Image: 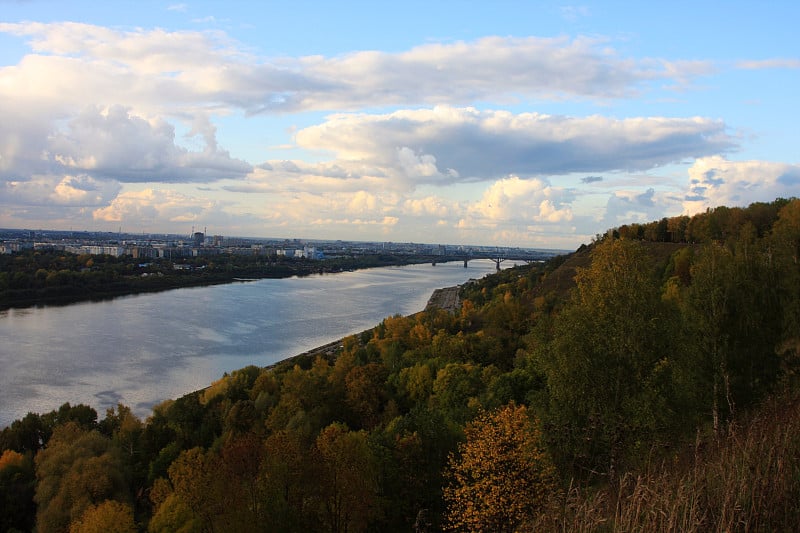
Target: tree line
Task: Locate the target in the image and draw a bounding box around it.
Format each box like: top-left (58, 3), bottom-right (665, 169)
top-left (1, 197), bottom-right (799, 531)
top-left (0, 250), bottom-right (443, 310)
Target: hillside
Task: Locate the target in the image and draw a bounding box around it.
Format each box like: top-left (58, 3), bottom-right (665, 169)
top-left (1, 197), bottom-right (798, 532)
top-left (532, 240), bottom-right (689, 302)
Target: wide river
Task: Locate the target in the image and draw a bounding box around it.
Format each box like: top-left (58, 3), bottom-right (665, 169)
top-left (0, 259), bottom-right (515, 427)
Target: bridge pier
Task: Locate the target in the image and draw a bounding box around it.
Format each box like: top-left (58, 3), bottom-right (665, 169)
top-left (464, 259), bottom-right (468, 268)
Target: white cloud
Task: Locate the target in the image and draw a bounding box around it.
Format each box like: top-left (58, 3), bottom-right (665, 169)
top-left (683, 156), bottom-right (800, 214)
top-left (560, 5), bottom-right (591, 21)
top-left (736, 59), bottom-right (800, 70)
top-left (92, 188), bottom-right (220, 225)
top-left (0, 20), bottom-right (788, 249)
top-left (1, 104), bottom-right (252, 185)
top-left (0, 23), bottom-right (712, 116)
top-left (295, 106), bottom-right (736, 184)
top-left (1, 173), bottom-right (121, 207)
top-left (599, 187), bottom-right (674, 229)
top-left (51, 175), bottom-right (122, 206)
top-left (459, 176), bottom-right (574, 228)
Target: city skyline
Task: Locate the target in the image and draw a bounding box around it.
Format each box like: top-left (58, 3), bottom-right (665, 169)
top-left (1, 1), bottom-right (798, 249)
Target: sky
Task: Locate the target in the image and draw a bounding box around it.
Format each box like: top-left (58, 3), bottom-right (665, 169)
top-left (0, 1), bottom-right (798, 250)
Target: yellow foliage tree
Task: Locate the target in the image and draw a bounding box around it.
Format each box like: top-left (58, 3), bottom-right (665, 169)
top-left (69, 500), bottom-right (136, 533)
top-left (443, 403), bottom-right (556, 532)
top-left (0, 449), bottom-right (25, 470)
top-left (314, 423), bottom-right (380, 533)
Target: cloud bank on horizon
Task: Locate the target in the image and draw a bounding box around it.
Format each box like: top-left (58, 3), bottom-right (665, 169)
top-left (0, 2), bottom-right (798, 249)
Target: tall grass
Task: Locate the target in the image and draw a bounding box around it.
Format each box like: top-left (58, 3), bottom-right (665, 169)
top-left (533, 392), bottom-right (800, 532)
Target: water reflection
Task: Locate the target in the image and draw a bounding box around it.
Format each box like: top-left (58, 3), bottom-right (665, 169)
top-left (0, 260), bottom-right (514, 426)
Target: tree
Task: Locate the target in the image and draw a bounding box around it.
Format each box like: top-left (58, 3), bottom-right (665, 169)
top-left (165, 447), bottom-right (228, 532)
top-left (147, 477), bottom-right (202, 533)
top-left (34, 423), bottom-right (130, 533)
top-left (0, 449), bottom-right (36, 532)
top-left (69, 500), bottom-right (137, 533)
top-left (684, 234), bottom-right (784, 434)
top-left (313, 423), bottom-right (380, 533)
top-left (536, 238), bottom-right (680, 477)
top-left (344, 362), bottom-right (390, 429)
top-left (261, 428), bottom-right (313, 532)
top-left (443, 404), bottom-right (556, 532)
top-left (771, 199), bottom-right (800, 345)
top-left (431, 363), bottom-right (483, 424)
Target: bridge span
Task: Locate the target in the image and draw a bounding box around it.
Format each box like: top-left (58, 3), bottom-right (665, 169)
top-left (431, 248), bottom-right (560, 270)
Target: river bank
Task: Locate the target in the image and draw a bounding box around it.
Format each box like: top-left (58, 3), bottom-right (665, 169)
top-left (268, 284), bottom-right (464, 371)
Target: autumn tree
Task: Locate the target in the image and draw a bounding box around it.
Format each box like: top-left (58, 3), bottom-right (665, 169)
top-left (261, 428), bottom-right (314, 531)
top-left (312, 423), bottom-right (380, 533)
top-left (344, 362), bottom-right (390, 429)
top-left (34, 422), bottom-right (131, 533)
top-left (147, 477), bottom-right (201, 533)
top-left (0, 448), bottom-right (36, 532)
top-left (443, 403), bottom-right (556, 532)
top-left (162, 447), bottom-right (228, 532)
top-left (68, 500), bottom-right (137, 533)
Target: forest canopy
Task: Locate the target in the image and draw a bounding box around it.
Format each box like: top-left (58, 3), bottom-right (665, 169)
top-left (2, 197), bottom-right (800, 532)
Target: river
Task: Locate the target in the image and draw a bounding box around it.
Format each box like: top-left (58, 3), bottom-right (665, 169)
top-left (0, 259), bottom-right (517, 427)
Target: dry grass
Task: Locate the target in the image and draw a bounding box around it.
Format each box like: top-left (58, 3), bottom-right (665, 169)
top-left (532, 392), bottom-right (800, 532)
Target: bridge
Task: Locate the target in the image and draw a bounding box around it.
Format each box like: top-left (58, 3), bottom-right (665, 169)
top-left (431, 247), bottom-right (561, 270)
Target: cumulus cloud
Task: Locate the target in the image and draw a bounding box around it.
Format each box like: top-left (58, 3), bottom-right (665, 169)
top-left (460, 176), bottom-right (574, 228)
top-left (0, 103), bottom-right (251, 192)
top-left (295, 106), bottom-right (736, 184)
top-left (48, 105), bottom-right (252, 183)
top-left (0, 20), bottom-right (784, 249)
top-left (1, 173), bottom-right (121, 207)
top-left (92, 188), bottom-right (221, 225)
top-left (683, 156), bottom-right (800, 214)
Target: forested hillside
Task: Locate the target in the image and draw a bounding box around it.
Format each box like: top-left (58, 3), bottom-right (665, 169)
top-left (2, 198), bottom-right (799, 532)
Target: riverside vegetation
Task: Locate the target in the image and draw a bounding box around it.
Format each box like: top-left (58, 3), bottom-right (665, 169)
top-left (1, 197), bottom-right (799, 532)
top-left (0, 251), bottom-right (447, 310)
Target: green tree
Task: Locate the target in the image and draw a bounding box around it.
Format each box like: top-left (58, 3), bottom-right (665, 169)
top-left (771, 199), bottom-right (800, 345)
top-left (431, 363), bottom-right (483, 424)
top-left (536, 238), bottom-right (680, 477)
top-left (683, 234), bottom-right (784, 434)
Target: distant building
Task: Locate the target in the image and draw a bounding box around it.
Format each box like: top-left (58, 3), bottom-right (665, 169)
top-left (193, 232), bottom-right (205, 247)
top-left (64, 245), bottom-right (126, 257)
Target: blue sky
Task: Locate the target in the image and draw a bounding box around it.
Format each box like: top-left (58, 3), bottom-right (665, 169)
top-left (0, 1), bottom-right (798, 249)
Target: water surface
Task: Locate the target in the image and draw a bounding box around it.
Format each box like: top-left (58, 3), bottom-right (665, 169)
top-left (0, 260), bottom-right (511, 426)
